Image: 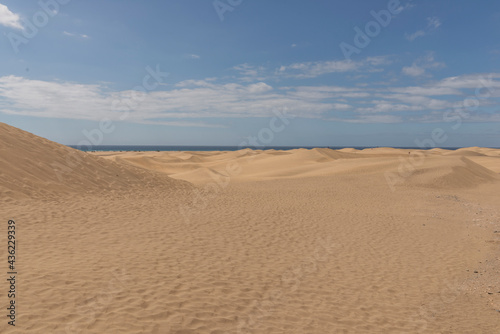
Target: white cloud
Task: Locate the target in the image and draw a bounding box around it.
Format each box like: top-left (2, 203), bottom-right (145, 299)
top-left (232, 63), bottom-right (267, 82)
top-left (390, 86), bottom-right (461, 96)
top-left (275, 56), bottom-right (393, 79)
top-left (399, 1), bottom-right (416, 13)
top-left (329, 114), bottom-right (402, 123)
top-left (0, 4), bottom-right (23, 30)
top-left (332, 103), bottom-right (352, 110)
top-left (246, 82), bottom-right (273, 93)
top-left (405, 16), bottom-right (441, 41)
top-left (357, 102), bottom-right (422, 113)
top-left (365, 56), bottom-right (393, 66)
top-left (402, 52), bottom-right (445, 77)
top-left (427, 17), bottom-right (441, 29)
top-left (0, 76), bottom-right (332, 125)
top-left (383, 94), bottom-right (453, 110)
top-left (185, 54), bottom-right (201, 59)
top-left (286, 86), bottom-right (370, 99)
top-left (63, 31), bottom-right (90, 39)
top-left (175, 79), bottom-right (217, 88)
top-left (405, 30), bottom-right (425, 42)
top-left (346, 115), bottom-right (402, 123)
top-left (436, 73), bottom-right (500, 92)
top-left (402, 64), bottom-right (426, 77)
top-left (355, 72), bottom-right (500, 117)
top-left (1, 72), bottom-right (499, 126)
top-left (231, 56), bottom-right (393, 82)
top-left (278, 60), bottom-right (360, 78)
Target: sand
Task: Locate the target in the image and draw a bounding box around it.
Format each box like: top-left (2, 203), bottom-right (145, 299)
top-left (1, 122), bottom-right (499, 333)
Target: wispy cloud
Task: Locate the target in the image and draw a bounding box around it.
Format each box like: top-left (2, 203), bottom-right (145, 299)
top-left (232, 56), bottom-right (394, 81)
top-left (232, 63), bottom-right (268, 82)
top-left (185, 54), bottom-right (201, 59)
top-left (405, 30), bottom-right (425, 42)
top-left (402, 64), bottom-right (426, 77)
top-left (0, 4), bottom-right (23, 30)
top-left (277, 60), bottom-right (360, 78)
top-left (0, 76), bottom-right (330, 125)
top-left (63, 31), bottom-right (90, 39)
top-left (402, 52), bottom-right (445, 77)
top-left (331, 114), bottom-right (403, 124)
top-left (1, 72), bottom-right (499, 125)
top-left (278, 56), bottom-right (393, 79)
top-left (405, 16), bottom-right (441, 41)
top-left (427, 17), bottom-right (441, 29)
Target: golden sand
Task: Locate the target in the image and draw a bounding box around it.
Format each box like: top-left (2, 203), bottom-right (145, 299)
top-left (1, 122), bottom-right (499, 333)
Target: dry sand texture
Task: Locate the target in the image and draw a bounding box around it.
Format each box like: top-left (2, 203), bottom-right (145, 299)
top-left (1, 122), bottom-right (499, 333)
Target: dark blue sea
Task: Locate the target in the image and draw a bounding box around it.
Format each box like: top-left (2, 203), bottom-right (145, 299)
top-left (69, 145), bottom-right (465, 152)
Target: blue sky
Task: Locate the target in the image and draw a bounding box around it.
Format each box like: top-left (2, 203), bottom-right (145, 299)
top-left (0, 0), bottom-right (499, 147)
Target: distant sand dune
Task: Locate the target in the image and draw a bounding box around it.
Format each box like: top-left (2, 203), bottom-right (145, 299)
top-left (94, 146), bottom-right (500, 185)
top-left (401, 156), bottom-right (499, 189)
top-left (466, 156), bottom-right (500, 173)
top-left (446, 150), bottom-right (487, 156)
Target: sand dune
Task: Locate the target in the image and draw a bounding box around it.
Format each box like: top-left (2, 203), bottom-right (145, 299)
top-left (466, 156), bottom-right (500, 173)
top-left (0, 123), bottom-right (191, 201)
top-left (94, 146), bottom-right (500, 185)
top-left (1, 124), bottom-right (499, 333)
top-left (400, 156), bottom-right (499, 189)
top-left (446, 149), bottom-right (487, 157)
